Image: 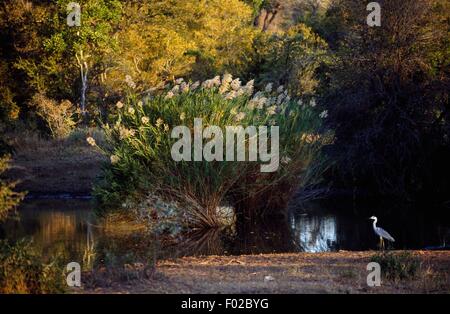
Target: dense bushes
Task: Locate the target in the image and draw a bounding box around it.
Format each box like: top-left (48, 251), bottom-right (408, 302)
top-left (371, 252), bottom-right (421, 280)
top-left (321, 0), bottom-right (450, 202)
top-left (30, 93), bottom-right (78, 139)
top-left (0, 155), bottom-right (25, 221)
top-left (0, 0), bottom-right (448, 207)
top-left (114, 0), bottom-right (256, 85)
top-left (0, 239), bottom-right (65, 293)
top-left (0, 0), bottom-right (257, 129)
top-left (255, 23), bottom-right (330, 96)
top-left (92, 75), bottom-right (330, 226)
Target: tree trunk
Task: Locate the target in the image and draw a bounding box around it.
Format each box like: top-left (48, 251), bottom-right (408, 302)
top-left (76, 50), bottom-right (89, 117)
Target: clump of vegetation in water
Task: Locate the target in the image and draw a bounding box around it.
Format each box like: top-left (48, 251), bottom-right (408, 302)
top-left (0, 239), bottom-right (65, 293)
top-left (370, 251), bottom-right (421, 281)
top-left (0, 155), bottom-right (25, 221)
top-left (91, 74), bottom-right (331, 228)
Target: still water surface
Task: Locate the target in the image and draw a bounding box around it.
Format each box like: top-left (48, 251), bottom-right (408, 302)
top-left (0, 198), bottom-right (449, 265)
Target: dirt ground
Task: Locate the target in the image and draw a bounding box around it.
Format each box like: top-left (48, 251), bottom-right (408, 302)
top-left (79, 251), bottom-right (450, 294)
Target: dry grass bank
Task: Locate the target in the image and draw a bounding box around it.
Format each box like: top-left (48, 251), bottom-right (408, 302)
top-left (79, 251), bottom-right (450, 294)
top-left (4, 129), bottom-right (106, 196)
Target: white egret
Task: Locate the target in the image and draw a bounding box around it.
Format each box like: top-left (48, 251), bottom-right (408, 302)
top-left (369, 216), bottom-right (395, 250)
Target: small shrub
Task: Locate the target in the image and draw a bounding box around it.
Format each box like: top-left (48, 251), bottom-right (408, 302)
top-left (0, 239), bottom-right (65, 293)
top-left (30, 93), bottom-right (78, 139)
top-left (0, 155), bottom-right (25, 221)
top-left (370, 251), bottom-right (421, 281)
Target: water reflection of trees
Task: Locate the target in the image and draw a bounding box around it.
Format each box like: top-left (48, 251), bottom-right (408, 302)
top-left (3, 199), bottom-right (449, 265)
top-left (167, 228), bottom-right (228, 257)
top-left (233, 218), bottom-right (298, 254)
top-left (0, 200), bottom-right (95, 264)
top-left (167, 216), bottom-right (298, 257)
top-left (291, 215), bottom-right (338, 252)
top-left (83, 222), bottom-right (96, 270)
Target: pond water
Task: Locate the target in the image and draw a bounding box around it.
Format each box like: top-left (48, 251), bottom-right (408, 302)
top-left (0, 198), bottom-right (449, 267)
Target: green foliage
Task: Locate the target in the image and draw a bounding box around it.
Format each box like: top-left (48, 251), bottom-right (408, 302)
top-left (0, 155), bottom-right (25, 221)
top-left (255, 24), bottom-right (329, 96)
top-left (371, 252), bottom-right (421, 280)
top-left (0, 0), bottom-right (258, 131)
top-left (93, 75), bottom-right (330, 226)
top-left (244, 0), bottom-right (267, 16)
top-left (0, 61), bottom-right (20, 123)
top-left (0, 0), bottom-right (122, 122)
top-left (0, 239), bottom-right (65, 293)
top-left (322, 0), bottom-right (450, 201)
top-left (1, 0), bottom-right (447, 205)
top-left (107, 0), bottom-right (256, 89)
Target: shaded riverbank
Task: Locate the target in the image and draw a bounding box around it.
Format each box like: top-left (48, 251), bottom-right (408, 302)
top-left (2, 199), bottom-right (449, 261)
top-left (4, 131), bottom-right (105, 197)
top-left (78, 251), bottom-right (450, 294)
top-left (3, 137), bottom-right (450, 295)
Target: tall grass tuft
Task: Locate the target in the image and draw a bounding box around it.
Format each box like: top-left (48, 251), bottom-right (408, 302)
top-left (93, 75), bottom-right (332, 228)
top-left (0, 239), bottom-right (65, 293)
